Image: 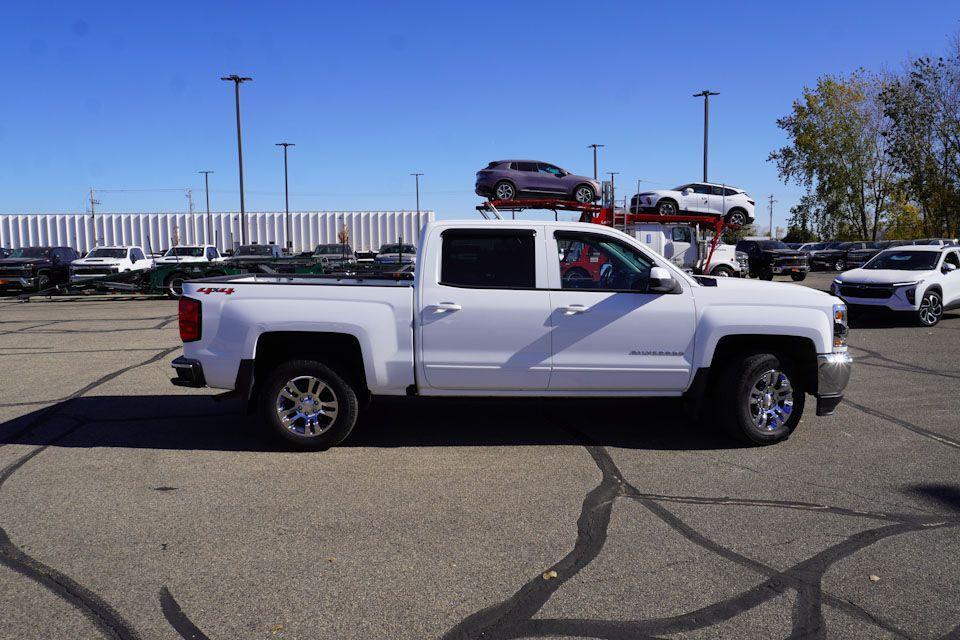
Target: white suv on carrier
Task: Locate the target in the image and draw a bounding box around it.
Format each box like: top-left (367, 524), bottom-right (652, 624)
top-left (630, 182), bottom-right (755, 226)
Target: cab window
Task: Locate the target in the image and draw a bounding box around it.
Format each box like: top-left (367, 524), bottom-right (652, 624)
top-left (441, 230), bottom-right (536, 289)
top-left (538, 164), bottom-right (563, 177)
top-left (671, 227), bottom-right (692, 243)
top-left (692, 184), bottom-right (712, 195)
top-left (516, 162), bottom-right (538, 172)
top-left (945, 251), bottom-right (960, 269)
top-left (556, 231), bottom-right (654, 291)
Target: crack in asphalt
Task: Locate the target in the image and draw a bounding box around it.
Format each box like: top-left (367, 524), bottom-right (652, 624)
top-left (0, 345), bottom-right (180, 639)
top-left (851, 345), bottom-right (960, 379)
top-left (843, 399), bottom-right (960, 450)
top-left (438, 429), bottom-right (958, 640)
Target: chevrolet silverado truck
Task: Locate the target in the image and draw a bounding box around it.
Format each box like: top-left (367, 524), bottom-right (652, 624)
top-left (171, 220), bottom-right (852, 449)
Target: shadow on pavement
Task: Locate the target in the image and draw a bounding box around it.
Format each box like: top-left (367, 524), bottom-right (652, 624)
top-left (0, 394), bottom-right (739, 452)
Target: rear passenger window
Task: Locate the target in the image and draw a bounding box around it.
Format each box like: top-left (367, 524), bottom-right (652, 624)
top-left (516, 162), bottom-right (538, 172)
top-left (441, 231), bottom-right (536, 289)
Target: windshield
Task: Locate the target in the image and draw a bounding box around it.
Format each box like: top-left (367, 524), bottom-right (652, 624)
top-left (8, 247), bottom-right (50, 258)
top-left (757, 241), bottom-right (789, 250)
top-left (87, 248), bottom-right (127, 258)
top-left (313, 244), bottom-right (352, 255)
top-left (237, 245), bottom-right (274, 256)
top-left (803, 243), bottom-right (825, 250)
top-left (379, 244), bottom-right (416, 254)
top-left (863, 250), bottom-right (940, 271)
top-left (164, 247), bottom-right (203, 257)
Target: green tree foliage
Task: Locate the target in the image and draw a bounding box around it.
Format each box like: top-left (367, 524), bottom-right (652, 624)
top-left (770, 71), bottom-right (894, 241)
top-left (881, 45), bottom-right (960, 237)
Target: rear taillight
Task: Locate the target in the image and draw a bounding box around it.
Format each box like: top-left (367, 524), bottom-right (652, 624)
top-left (178, 297), bottom-right (201, 342)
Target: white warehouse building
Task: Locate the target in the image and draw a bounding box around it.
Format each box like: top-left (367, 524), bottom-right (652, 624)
top-left (0, 211), bottom-right (435, 254)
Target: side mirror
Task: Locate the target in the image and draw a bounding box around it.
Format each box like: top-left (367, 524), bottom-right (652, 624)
top-left (648, 266), bottom-right (681, 294)
top-left (944, 263), bottom-right (958, 273)
top-left (682, 188), bottom-right (693, 196)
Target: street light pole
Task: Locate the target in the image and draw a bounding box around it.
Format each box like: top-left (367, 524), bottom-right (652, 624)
top-left (692, 90), bottom-right (719, 182)
top-left (607, 171), bottom-right (619, 207)
top-left (275, 143), bottom-right (295, 251)
top-left (199, 171), bottom-right (213, 245)
top-left (587, 144), bottom-right (604, 180)
top-left (410, 173), bottom-right (423, 214)
top-left (221, 74), bottom-right (252, 246)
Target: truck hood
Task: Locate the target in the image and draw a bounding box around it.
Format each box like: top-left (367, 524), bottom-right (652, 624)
top-left (701, 276), bottom-right (834, 304)
top-left (836, 268), bottom-right (935, 284)
top-left (156, 256), bottom-right (206, 263)
top-left (761, 249), bottom-right (806, 258)
top-left (73, 258), bottom-right (123, 266)
top-left (0, 258), bottom-right (50, 267)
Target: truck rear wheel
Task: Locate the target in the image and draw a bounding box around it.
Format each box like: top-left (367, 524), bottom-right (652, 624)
top-left (717, 353), bottom-right (805, 446)
top-left (259, 359), bottom-right (359, 450)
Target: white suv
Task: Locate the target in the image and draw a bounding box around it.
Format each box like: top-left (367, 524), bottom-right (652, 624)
top-left (70, 246), bottom-right (153, 282)
top-left (630, 182), bottom-right (755, 226)
top-left (831, 245), bottom-right (960, 326)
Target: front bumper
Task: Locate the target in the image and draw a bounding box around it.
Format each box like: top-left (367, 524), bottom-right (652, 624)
top-left (170, 356), bottom-right (206, 387)
top-left (815, 352), bottom-right (852, 416)
top-left (0, 276), bottom-right (36, 290)
top-left (771, 264), bottom-right (809, 274)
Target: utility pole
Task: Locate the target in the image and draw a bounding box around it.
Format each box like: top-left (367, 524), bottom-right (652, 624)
top-left (768, 195), bottom-right (777, 239)
top-left (221, 74), bottom-right (252, 245)
top-left (607, 171), bottom-right (619, 207)
top-left (587, 144), bottom-right (604, 179)
top-left (275, 142), bottom-right (295, 251)
top-left (186, 188), bottom-right (194, 214)
top-left (199, 171), bottom-right (213, 245)
top-left (635, 179), bottom-right (642, 213)
top-left (692, 90), bottom-right (719, 182)
top-left (88, 188), bottom-right (100, 248)
top-left (410, 173), bottom-right (423, 214)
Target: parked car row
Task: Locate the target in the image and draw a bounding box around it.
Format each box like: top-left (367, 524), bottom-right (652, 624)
top-left (0, 241), bottom-right (420, 293)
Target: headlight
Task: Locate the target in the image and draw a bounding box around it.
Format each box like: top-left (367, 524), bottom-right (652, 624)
top-left (736, 251), bottom-right (748, 261)
top-left (890, 281), bottom-right (919, 287)
top-left (833, 303), bottom-right (848, 350)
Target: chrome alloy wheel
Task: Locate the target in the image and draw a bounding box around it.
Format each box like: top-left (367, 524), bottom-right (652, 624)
top-left (658, 200), bottom-right (677, 215)
top-left (748, 369), bottom-right (794, 431)
top-left (495, 182), bottom-right (515, 200)
top-left (919, 292), bottom-right (943, 326)
top-left (728, 211), bottom-right (747, 226)
top-left (275, 375), bottom-right (339, 437)
top-left (574, 186), bottom-right (594, 203)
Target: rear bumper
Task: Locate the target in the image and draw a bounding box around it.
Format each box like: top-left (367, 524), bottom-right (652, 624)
top-left (170, 356), bottom-right (206, 387)
top-left (815, 352), bottom-right (852, 416)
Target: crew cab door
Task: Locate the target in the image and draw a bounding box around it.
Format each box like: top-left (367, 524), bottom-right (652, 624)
top-left (417, 227), bottom-right (552, 391)
top-left (547, 229), bottom-right (696, 391)
top-left (684, 184), bottom-right (712, 213)
top-left (942, 249), bottom-right (960, 305)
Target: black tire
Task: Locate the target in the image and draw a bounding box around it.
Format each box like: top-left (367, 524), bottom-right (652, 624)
top-left (710, 265), bottom-right (735, 278)
top-left (572, 184), bottom-right (596, 204)
top-left (656, 199), bottom-right (679, 216)
top-left (493, 181), bottom-right (517, 201)
top-left (34, 273), bottom-right (52, 292)
top-left (717, 352), bottom-right (805, 445)
top-left (916, 290), bottom-right (943, 327)
top-left (759, 268), bottom-right (774, 281)
top-left (164, 272), bottom-right (187, 299)
top-left (790, 272), bottom-right (807, 281)
top-left (259, 359), bottom-right (359, 449)
top-left (725, 209), bottom-right (748, 227)
top-left (834, 259), bottom-right (845, 271)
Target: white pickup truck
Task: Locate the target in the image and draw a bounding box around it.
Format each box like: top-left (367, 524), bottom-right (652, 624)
top-left (171, 220), bottom-right (852, 449)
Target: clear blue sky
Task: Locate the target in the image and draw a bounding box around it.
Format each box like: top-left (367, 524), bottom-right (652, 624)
top-left (1, 1), bottom-right (957, 231)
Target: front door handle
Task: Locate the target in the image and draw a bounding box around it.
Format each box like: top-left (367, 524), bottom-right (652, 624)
top-left (560, 304), bottom-right (588, 315)
top-left (434, 302), bottom-right (462, 312)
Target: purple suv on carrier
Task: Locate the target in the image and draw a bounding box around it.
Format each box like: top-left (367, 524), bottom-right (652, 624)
top-left (475, 160), bottom-right (600, 203)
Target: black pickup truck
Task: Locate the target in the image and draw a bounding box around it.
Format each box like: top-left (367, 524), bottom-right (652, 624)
top-left (735, 239), bottom-right (810, 281)
top-left (0, 246), bottom-right (79, 292)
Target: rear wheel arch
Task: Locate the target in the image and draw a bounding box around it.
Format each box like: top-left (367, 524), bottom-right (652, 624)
top-left (251, 331), bottom-right (370, 408)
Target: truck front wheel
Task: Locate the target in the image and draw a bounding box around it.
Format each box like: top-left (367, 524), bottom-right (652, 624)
top-left (717, 353), bottom-right (805, 446)
top-left (259, 359), bottom-right (359, 449)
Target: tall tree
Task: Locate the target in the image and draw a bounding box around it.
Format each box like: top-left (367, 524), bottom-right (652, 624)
top-left (770, 71), bottom-right (895, 240)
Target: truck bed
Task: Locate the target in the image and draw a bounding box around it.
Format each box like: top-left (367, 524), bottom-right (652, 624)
top-left (192, 272), bottom-right (415, 287)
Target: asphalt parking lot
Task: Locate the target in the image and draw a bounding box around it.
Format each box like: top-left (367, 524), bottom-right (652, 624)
top-left (1, 271), bottom-right (958, 640)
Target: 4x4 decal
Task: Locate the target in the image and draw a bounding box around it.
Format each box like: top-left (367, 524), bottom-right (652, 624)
top-left (195, 287), bottom-right (235, 295)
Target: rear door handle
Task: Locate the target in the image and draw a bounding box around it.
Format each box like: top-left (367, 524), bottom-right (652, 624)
top-left (560, 304), bottom-right (588, 315)
top-left (434, 302), bottom-right (462, 312)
